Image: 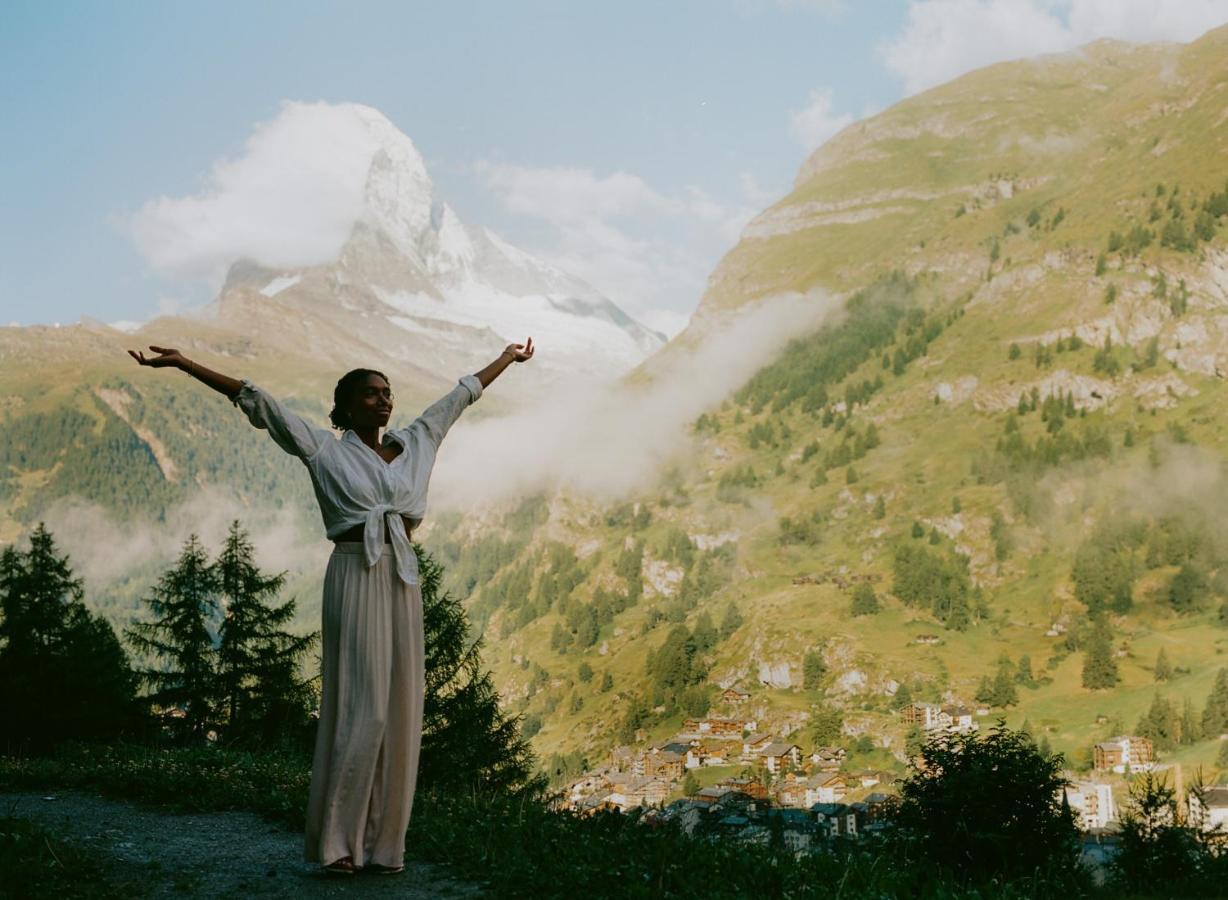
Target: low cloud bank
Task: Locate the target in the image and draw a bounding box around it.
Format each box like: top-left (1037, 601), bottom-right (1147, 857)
top-left (37, 488), bottom-right (328, 589)
top-left (431, 290), bottom-right (842, 507)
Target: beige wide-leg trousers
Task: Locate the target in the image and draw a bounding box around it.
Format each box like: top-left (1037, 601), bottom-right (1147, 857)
top-left (304, 542), bottom-right (425, 868)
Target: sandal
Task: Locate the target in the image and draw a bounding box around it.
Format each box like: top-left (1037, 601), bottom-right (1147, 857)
top-left (323, 856), bottom-right (356, 875)
top-left (363, 863), bottom-right (405, 875)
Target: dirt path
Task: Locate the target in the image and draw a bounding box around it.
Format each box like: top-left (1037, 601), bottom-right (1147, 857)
top-left (2, 791), bottom-right (485, 898)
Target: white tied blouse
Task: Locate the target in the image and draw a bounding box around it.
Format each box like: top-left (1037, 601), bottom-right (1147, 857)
top-left (232, 374), bottom-right (483, 586)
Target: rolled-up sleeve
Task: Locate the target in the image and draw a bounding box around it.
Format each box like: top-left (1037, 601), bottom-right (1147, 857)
top-left (410, 374), bottom-right (483, 448)
top-left (232, 380), bottom-right (329, 460)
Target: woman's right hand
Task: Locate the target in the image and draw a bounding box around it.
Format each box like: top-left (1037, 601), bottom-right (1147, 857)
top-left (128, 345), bottom-right (187, 369)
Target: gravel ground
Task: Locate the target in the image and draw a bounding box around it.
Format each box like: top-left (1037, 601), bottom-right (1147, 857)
top-left (1, 791), bottom-right (485, 899)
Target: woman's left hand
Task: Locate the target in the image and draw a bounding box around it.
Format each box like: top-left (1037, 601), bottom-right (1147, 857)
top-left (504, 337), bottom-right (534, 363)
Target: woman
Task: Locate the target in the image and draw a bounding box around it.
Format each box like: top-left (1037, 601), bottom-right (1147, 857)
top-left (128, 339), bottom-right (534, 874)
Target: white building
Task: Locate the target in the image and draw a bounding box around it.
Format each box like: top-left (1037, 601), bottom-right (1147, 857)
top-left (1062, 781), bottom-right (1116, 831)
top-left (1190, 786), bottom-right (1228, 833)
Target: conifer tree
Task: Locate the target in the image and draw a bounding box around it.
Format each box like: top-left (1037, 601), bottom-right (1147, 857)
top-left (214, 521), bottom-right (317, 747)
top-left (802, 648), bottom-right (827, 690)
top-left (1082, 617), bottom-right (1119, 690)
top-left (0, 525), bottom-right (141, 751)
top-left (947, 592), bottom-right (972, 631)
top-left (692, 610), bottom-right (718, 653)
top-left (810, 705), bottom-right (843, 745)
top-left (991, 655), bottom-right (1018, 707)
top-left (872, 495), bottom-right (886, 519)
top-left (1154, 648), bottom-right (1173, 682)
top-left (850, 582), bottom-right (880, 616)
top-left (1179, 697), bottom-right (1201, 746)
top-left (417, 547), bottom-right (544, 794)
top-left (718, 601), bottom-right (742, 638)
top-left (1202, 668), bottom-right (1228, 738)
top-left (1015, 655), bottom-right (1035, 687)
top-left (127, 534), bottom-right (220, 742)
top-left (1136, 694), bottom-right (1179, 751)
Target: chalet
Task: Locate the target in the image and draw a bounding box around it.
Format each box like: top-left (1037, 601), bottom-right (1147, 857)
top-left (608, 746), bottom-right (633, 769)
top-left (606, 772), bottom-right (634, 794)
top-left (685, 742), bottom-right (730, 769)
top-left (721, 687), bottom-right (750, 705)
top-left (900, 702), bottom-right (947, 731)
top-left (775, 780), bottom-right (810, 808)
top-left (682, 716), bottom-right (746, 739)
top-left (810, 802), bottom-right (860, 838)
top-left (644, 750), bottom-right (686, 781)
top-left (716, 776), bottom-right (769, 800)
top-left (767, 809), bottom-right (816, 852)
top-left (782, 826), bottom-right (816, 853)
top-left (853, 770), bottom-right (885, 789)
top-left (665, 800), bottom-right (709, 836)
top-left (576, 793), bottom-right (618, 815)
top-left (862, 792), bottom-right (896, 822)
top-left (1093, 736), bottom-right (1155, 773)
top-left (1189, 786), bottom-right (1228, 833)
top-left (1062, 781), bottom-right (1116, 831)
top-left (650, 738), bottom-right (692, 757)
top-left (708, 788), bottom-right (758, 813)
top-left (609, 776), bottom-right (668, 811)
top-left (809, 746), bottom-right (847, 770)
top-left (941, 705), bottom-right (977, 733)
top-left (565, 770), bottom-right (613, 802)
top-left (798, 775), bottom-right (830, 808)
top-left (743, 733), bottom-right (774, 757)
top-left (759, 742), bottom-right (802, 774)
top-left (814, 773), bottom-right (847, 804)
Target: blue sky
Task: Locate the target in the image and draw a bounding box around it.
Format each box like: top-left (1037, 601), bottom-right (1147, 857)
top-left (4, 0), bottom-right (1227, 334)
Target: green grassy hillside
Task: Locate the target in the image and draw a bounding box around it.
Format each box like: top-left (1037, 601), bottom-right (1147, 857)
top-left (420, 27), bottom-right (1228, 781)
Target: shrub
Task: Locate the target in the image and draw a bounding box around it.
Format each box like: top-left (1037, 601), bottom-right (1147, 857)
top-left (895, 725), bottom-right (1081, 883)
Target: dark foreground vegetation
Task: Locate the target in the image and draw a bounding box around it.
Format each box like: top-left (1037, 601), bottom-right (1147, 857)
top-left (1, 524), bottom-right (1226, 898)
top-left (3, 736), bottom-right (1227, 899)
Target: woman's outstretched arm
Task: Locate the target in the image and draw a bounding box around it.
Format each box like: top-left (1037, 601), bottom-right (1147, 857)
top-left (474, 337), bottom-right (534, 389)
top-left (128, 345), bottom-right (243, 399)
top-left (128, 344), bottom-right (328, 460)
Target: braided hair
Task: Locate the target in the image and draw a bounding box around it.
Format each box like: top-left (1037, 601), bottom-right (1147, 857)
top-left (329, 368), bottom-right (391, 430)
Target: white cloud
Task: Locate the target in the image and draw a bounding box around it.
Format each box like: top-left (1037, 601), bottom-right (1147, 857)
top-left (789, 87), bottom-right (855, 150)
top-left (475, 162), bottom-right (759, 337)
top-left (127, 101), bottom-right (387, 283)
top-left (475, 163), bottom-right (676, 222)
top-left (881, 0), bottom-right (1228, 95)
top-left (431, 289), bottom-right (842, 505)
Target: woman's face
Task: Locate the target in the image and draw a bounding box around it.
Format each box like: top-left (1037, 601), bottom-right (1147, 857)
top-left (346, 373), bottom-right (394, 430)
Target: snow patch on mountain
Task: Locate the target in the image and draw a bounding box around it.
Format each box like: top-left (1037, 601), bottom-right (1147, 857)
top-left (260, 274), bottom-right (302, 297)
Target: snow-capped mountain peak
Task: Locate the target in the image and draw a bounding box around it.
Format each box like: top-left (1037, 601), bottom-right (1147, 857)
top-left (219, 103), bottom-right (665, 378)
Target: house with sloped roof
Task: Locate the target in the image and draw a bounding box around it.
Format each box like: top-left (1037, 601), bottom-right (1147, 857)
top-left (759, 742), bottom-right (802, 774)
top-left (1190, 786), bottom-right (1228, 833)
